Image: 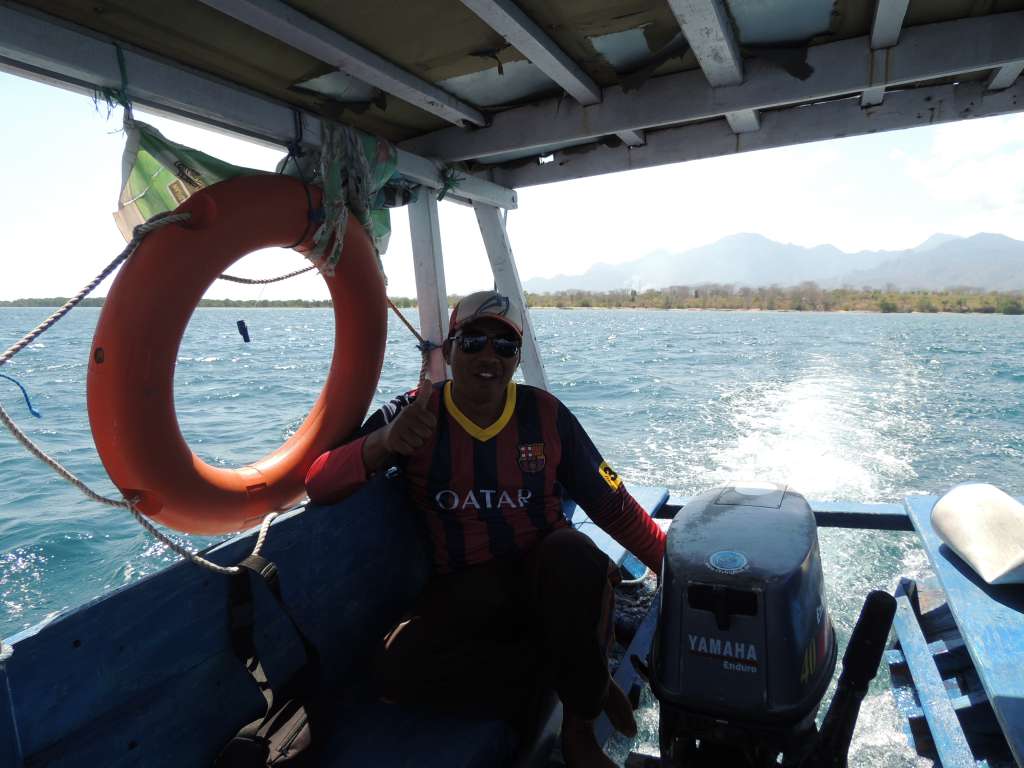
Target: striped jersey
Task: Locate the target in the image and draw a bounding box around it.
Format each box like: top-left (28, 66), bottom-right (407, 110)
top-left (305, 381), bottom-right (665, 574)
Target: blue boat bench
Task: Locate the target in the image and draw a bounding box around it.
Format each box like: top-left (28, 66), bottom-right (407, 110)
top-left (0, 473), bottom-right (667, 768)
top-left (886, 496), bottom-right (1024, 767)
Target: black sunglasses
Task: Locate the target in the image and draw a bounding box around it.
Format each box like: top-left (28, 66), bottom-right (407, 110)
top-left (453, 332), bottom-right (521, 358)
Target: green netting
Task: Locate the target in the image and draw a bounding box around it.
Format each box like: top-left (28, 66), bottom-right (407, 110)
top-left (300, 121), bottom-right (398, 273)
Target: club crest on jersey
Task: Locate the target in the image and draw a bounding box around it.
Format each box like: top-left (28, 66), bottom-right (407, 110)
top-left (598, 461), bottom-right (622, 491)
top-left (517, 443), bottom-right (546, 473)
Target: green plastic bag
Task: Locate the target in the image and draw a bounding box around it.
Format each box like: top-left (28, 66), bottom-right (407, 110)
top-left (113, 120), bottom-right (262, 240)
top-left (114, 120), bottom-right (399, 258)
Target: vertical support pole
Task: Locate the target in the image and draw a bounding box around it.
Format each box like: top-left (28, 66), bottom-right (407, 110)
top-left (408, 192), bottom-right (450, 383)
top-left (0, 643), bottom-right (23, 767)
top-left (473, 203), bottom-right (549, 391)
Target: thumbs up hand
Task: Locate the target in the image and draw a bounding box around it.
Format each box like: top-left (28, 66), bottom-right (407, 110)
top-left (383, 376), bottom-right (437, 456)
top-left (361, 376), bottom-right (438, 472)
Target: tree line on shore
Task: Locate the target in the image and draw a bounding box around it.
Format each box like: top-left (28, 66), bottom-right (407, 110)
top-left (3, 285), bottom-right (1022, 313)
top-left (0, 297), bottom-right (418, 309)
top-left (523, 284), bottom-right (1024, 314)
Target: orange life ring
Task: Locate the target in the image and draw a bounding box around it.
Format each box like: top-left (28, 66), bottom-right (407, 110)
top-left (87, 175), bottom-right (387, 534)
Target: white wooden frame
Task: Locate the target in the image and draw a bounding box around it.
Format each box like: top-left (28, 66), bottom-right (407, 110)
top-left (401, 12), bottom-right (1024, 162)
top-left (460, 0), bottom-right (599, 105)
top-left (861, 0), bottom-right (910, 107)
top-left (458, 0), bottom-right (643, 148)
top-left (0, 3), bottom-right (541, 390)
top-left (989, 61), bottom-right (1024, 91)
top-left (0, 4), bottom-right (515, 210)
top-left (491, 76), bottom-right (1024, 188)
top-left (667, 0), bottom-right (742, 86)
top-left (408, 194), bottom-right (452, 384)
top-left (666, 0), bottom-right (761, 136)
top-left (196, 0), bottom-right (485, 127)
top-left (406, 197), bottom-right (550, 391)
top-left (473, 204), bottom-right (549, 390)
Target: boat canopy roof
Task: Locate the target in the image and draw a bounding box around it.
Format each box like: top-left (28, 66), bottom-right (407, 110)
top-left (3, 0), bottom-right (1024, 195)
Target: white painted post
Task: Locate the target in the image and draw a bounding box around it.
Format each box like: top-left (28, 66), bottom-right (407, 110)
top-left (408, 193), bottom-right (450, 383)
top-left (473, 203), bottom-right (550, 391)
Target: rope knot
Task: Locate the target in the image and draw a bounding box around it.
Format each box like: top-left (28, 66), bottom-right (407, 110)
top-left (437, 166), bottom-right (465, 202)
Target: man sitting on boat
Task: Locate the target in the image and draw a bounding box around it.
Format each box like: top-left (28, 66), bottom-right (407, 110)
top-left (305, 290), bottom-right (666, 767)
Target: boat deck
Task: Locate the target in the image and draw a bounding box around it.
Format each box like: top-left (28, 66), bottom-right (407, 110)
top-left (5, 486), bottom-right (1024, 766)
top-left (885, 498), bottom-right (1024, 767)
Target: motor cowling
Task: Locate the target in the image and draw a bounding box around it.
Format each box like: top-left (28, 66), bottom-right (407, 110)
top-left (650, 484), bottom-right (837, 763)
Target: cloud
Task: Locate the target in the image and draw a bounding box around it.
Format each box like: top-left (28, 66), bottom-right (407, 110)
top-left (901, 133), bottom-right (1024, 218)
top-left (928, 114), bottom-right (1024, 161)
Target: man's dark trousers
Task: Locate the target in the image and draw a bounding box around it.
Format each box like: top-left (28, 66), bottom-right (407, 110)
top-left (375, 527), bottom-right (617, 722)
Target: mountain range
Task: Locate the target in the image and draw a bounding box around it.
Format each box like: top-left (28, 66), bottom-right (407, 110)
top-left (522, 233), bottom-right (1024, 293)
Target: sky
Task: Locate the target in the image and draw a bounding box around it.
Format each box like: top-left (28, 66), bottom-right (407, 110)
top-left (1, 69), bottom-right (1023, 301)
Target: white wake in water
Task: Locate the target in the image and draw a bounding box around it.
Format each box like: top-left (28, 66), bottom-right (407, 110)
top-left (707, 359), bottom-right (917, 501)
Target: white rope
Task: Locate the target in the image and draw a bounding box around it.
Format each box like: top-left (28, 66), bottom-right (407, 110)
top-left (124, 502), bottom-right (278, 577)
top-left (0, 210), bottom-right (279, 576)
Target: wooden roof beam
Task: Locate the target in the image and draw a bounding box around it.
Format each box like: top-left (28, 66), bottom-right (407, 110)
top-left (616, 129), bottom-right (646, 147)
top-left (491, 77), bottom-right (1024, 188)
top-left (401, 12), bottom-right (1024, 163)
top-left (666, 0), bottom-right (742, 86)
top-left (0, 4), bottom-right (516, 209)
top-left (725, 109), bottom-right (760, 134)
top-left (666, 0), bottom-right (760, 136)
top-left (461, 0), bottom-right (599, 105)
top-left (870, 0), bottom-right (911, 48)
top-left (862, 0), bottom-right (910, 107)
top-left (196, 0), bottom-right (486, 127)
top-left (988, 61), bottom-right (1024, 90)
top-left (459, 0), bottom-right (642, 148)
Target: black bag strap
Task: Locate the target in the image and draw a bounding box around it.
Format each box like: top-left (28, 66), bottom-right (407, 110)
top-left (229, 555), bottom-right (320, 718)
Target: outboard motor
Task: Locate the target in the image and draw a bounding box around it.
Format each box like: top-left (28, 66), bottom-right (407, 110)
top-left (649, 484), bottom-right (838, 766)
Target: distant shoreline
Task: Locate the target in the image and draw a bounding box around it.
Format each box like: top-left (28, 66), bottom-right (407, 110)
top-left (2, 301), bottom-right (1022, 315)
top-left (3, 285), bottom-right (1024, 315)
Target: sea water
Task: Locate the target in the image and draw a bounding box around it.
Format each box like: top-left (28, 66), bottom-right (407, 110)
top-left (2, 306), bottom-right (1022, 765)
